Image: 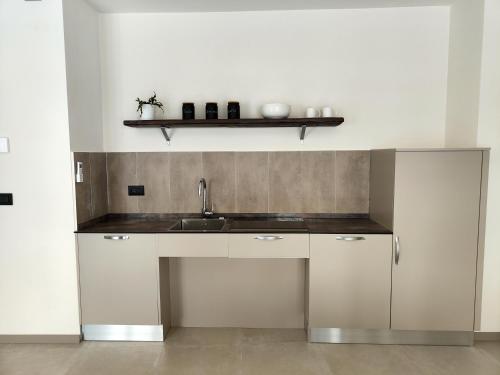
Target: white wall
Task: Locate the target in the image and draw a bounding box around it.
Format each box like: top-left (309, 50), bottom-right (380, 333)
top-left (0, 1), bottom-right (494, 336)
top-left (444, 0), bottom-right (484, 147)
top-left (477, 0), bottom-right (500, 332)
top-left (63, 0), bottom-right (104, 152)
top-left (0, 0), bottom-right (80, 335)
top-left (100, 7), bottom-right (450, 151)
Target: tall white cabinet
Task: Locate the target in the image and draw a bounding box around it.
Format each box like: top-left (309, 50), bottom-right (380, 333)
top-left (391, 151), bottom-right (483, 331)
top-left (371, 149), bottom-right (488, 334)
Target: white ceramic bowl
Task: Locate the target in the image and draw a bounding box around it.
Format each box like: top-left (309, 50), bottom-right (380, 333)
top-left (260, 103), bottom-right (291, 119)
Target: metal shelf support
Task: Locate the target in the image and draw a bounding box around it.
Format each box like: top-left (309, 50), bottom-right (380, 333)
top-left (158, 123), bottom-right (322, 144)
top-left (300, 125), bottom-right (307, 144)
top-left (160, 127), bottom-right (171, 145)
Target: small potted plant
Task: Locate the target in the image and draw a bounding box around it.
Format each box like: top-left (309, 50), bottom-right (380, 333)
top-left (136, 92), bottom-right (164, 120)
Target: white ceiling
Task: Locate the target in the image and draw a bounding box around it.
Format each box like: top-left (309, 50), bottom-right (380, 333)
top-left (85, 0), bottom-right (456, 13)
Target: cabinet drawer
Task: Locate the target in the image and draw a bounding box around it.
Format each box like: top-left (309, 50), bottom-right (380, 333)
top-left (228, 234), bottom-right (309, 258)
top-left (158, 234), bottom-right (228, 257)
top-left (309, 234), bottom-right (392, 329)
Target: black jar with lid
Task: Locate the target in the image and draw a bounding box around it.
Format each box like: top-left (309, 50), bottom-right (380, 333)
top-left (227, 102), bottom-right (240, 120)
top-left (205, 103), bottom-right (218, 120)
top-left (182, 103), bottom-right (195, 120)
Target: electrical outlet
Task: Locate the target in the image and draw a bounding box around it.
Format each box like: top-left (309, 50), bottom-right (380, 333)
top-left (128, 185), bottom-right (145, 196)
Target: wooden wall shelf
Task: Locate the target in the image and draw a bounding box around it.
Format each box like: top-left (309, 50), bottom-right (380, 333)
top-left (123, 117), bottom-right (345, 144)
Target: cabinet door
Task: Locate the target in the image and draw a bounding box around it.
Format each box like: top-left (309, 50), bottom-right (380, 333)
top-left (309, 234), bottom-right (392, 329)
top-left (391, 151), bottom-right (482, 331)
top-left (78, 234), bottom-right (159, 325)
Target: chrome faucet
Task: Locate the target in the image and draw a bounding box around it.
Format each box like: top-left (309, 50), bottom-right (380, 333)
top-left (198, 178), bottom-right (213, 217)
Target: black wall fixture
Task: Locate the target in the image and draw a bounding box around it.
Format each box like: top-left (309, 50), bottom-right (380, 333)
top-left (128, 186), bottom-right (145, 196)
top-left (0, 193), bottom-right (13, 205)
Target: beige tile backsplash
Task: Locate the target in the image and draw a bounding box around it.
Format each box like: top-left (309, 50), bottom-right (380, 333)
top-left (235, 152), bottom-right (269, 213)
top-left (89, 152), bottom-right (108, 218)
top-left (202, 152), bottom-right (236, 213)
top-left (107, 152), bottom-right (139, 213)
top-left (268, 152), bottom-right (303, 213)
top-left (169, 152), bottom-right (202, 213)
top-left (301, 151), bottom-right (336, 213)
top-left (74, 152), bottom-right (108, 223)
top-left (137, 152), bottom-right (170, 213)
top-left (335, 151), bottom-right (370, 213)
top-left (74, 151), bottom-right (370, 222)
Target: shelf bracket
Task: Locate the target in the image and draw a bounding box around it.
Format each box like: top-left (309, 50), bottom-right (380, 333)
top-left (160, 127), bottom-right (171, 145)
top-left (300, 125), bottom-right (307, 144)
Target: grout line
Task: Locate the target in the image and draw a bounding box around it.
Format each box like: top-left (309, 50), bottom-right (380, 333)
top-left (332, 151), bottom-right (336, 214)
top-left (234, 152), bottom-right (237, 213)
top-left (88, 153), bottom-right (95, 219)
top-left (134, 152), bottom-right (139, 212)
top-left (105, 152), bottom-right (110, 213)
top-left (199, 152), bottom-right (204, 213)
top-left (366, 151), bottom-right (371, 214)
top-left (104, 152), bottom-right (110, 215)
top-left (266, 152), bottom-right (270, 214)
top-left (134, 152), bottom-right (138, 181)
top-left (334, 151), bottom-right (338, 213)
top-left (201, 152), bottom-right (205, 177)
top-left (234, 152), bottom-right (238, 212)
top-left (298, 151), bottom-right (303, 214)
top-left (300, 151), bottom-right (306, 214)
top-left (167, 152), bottom-right (172, 214)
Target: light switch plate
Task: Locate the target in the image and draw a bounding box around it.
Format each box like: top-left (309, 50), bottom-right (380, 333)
top-left (0, 137), bottom-right (9, 153)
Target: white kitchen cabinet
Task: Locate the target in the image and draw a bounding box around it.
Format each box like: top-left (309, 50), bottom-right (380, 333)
top-left (371, 149), bottom-right (487, 332)
top-left (308, 234), bottom-right (392, 329)
top-left (391, 151), bottom-right (483, 331)
top-left (77, 233), bottom-right (160, 326)
top-left (228, 234), bottom-right (309, 258)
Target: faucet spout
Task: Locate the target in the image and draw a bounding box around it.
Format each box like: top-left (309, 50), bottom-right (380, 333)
top-left (198, 178), bottom-right (213, 217)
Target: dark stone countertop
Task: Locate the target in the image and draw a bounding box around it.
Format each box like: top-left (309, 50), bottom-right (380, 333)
top-left (76, 214), bottom-right (392, 235)
top-left (304, 218), bottom-right (392, 234)
top-left (77, 216), bottom-right (179, 233)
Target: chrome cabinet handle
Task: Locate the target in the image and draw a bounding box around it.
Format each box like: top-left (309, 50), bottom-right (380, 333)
top-left (254, 236), bottom-right (284, 241)
top-left (395, 236), bottom-right (400, 265)
top-left (104, 235), bottom-right (130, 240)
top-left (335, 236), bottom-right (366, 241)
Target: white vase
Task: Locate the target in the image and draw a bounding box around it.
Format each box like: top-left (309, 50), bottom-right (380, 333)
top-left (141, 104), bottom-right (155, 120)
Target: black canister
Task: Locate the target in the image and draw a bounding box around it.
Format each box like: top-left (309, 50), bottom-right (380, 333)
top-left (182, 103), bottom-right (195, 120)
top-left (205, 102), bottom-right (218, 120)
top-left (227, 102), bottom-right (240, 119)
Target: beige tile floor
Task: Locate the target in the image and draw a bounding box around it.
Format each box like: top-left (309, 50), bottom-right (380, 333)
top-left (1, 328), bottom-right (499, 375)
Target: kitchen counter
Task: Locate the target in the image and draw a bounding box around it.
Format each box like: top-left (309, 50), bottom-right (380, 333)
top-left (77, 214), bottom-right (392, 235)
top-left (77, 215), bottom-right (179, 233)
top-left (304, 218), bottom-right (392, 234)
